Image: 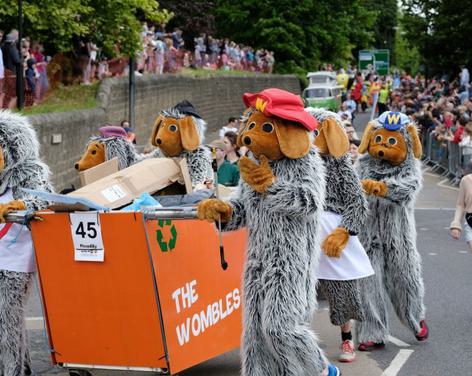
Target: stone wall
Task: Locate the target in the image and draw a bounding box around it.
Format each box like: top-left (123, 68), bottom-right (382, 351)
top-left (28, 74), bottom-right (300, 191)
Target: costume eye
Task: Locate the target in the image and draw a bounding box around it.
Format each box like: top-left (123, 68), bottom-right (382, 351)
top-left (169, 124), bottom-right (178, 132)
top-left (248, 122), bottom-right (256, 130)
top-left (374, 135), bottom-right (383, 143)
top-left (388, 137), bottom-right (397, 145)
top-left (313, 129), bottom-right (319, 137)
top-left (262, 122), bottom-right (274, 133)
top-left (91, 150), bottom-right (97, 155)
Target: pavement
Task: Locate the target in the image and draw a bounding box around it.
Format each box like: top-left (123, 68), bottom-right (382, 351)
top-left (26, 111), bottom-right (471, 375)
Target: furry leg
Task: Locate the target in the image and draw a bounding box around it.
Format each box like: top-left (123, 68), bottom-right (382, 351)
top-left (260, 263), bottom-right (326, 375)
top-left (241, 263), bottom-right (278, 376)
top-left (385, 241), bottom-right (425, 334)
top-left (355, 241), bottom-right (390, 343)
top-left (0, 270), bottom-right (33, 376)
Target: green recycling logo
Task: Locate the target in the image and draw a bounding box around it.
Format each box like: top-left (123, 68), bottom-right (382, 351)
top-left (156, 219), bottom-right (178, 252)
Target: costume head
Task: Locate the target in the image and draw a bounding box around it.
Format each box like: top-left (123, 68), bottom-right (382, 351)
top-left (75, 125), bottom-right (137, 171)
top-left (0, 110), bottom-right (50, 194)
top-left (150, 100), bottom-right (206, 157)
top-left (304, 107), bottom-right (350, 158)
top-left (239, 88), bottom-right (318, 160)
top-left (359, 111), bottom-right (422, 166)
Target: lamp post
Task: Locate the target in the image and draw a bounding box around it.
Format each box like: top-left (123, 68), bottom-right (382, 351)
top-left (17, 0), bottom-right (24, 110)
top-left (128, 56), bottom-right (136, 130)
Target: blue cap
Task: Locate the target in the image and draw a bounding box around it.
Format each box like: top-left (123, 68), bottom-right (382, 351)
top-left (377, 111), bottom-right (409, 131)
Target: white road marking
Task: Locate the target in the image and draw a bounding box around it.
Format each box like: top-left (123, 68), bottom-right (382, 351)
top-left (388, 336), bottom-right (410, 348)
top-left (459, 250), bottom-right (468, 254)
top-left (415, 207), bottom-right (455, 211)
top-left (437, 179), bottom-right (459, 191)
top-left (419, 227), bottom-right (429, 231)
top-left (26, 316), bottom-right (44, 330)
top-left (381, 349), bottom-right (414, 376)
top-left (428, 252), bottom-right (438, 256)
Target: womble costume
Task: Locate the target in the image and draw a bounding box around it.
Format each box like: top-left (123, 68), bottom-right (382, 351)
top-left (198, 89), bottom-right (337, 375)
top-left (75, 125), bottom-right (139, 172)
top-left (355, 111), bottom-right (428, 350)
top-left (150, 100), bottom-right (212, 188)
top-left (0, 111), bottom-right (52, 375)
top-left (305, 108), bottom-right (373, 328)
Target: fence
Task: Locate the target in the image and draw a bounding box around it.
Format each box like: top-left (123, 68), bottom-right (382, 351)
top-left (422, 130), bottom-right (467, 186)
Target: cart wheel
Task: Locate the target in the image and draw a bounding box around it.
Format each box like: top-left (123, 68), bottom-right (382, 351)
top-left (69, 369), bottom-right (92, 376)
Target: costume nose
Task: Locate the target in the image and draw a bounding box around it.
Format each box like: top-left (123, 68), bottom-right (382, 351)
top-left (74, 163), bottom-right (79, 170)
top-left (156, 138), bottom-right (162, 145)
top-left (378, 150), bottom-right (384, 157)
top-left (243, 136), bottom-right (252, 145)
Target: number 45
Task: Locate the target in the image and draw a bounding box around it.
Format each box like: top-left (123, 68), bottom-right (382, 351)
top-left (75, 222), bottom-right (98, 239)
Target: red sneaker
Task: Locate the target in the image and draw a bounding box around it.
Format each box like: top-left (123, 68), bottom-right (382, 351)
top-left (415, 320), bottom-right (429, 342)
top-left (357, 341), bottom-right (385, 351)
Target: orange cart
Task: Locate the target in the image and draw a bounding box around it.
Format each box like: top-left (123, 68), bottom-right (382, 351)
top-left (8, 208), bottom-right (246, 375)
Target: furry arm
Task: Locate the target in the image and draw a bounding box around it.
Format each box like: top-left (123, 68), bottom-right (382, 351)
top-left (382, 166), bottom-right (421, 205)
top-left (263, 150), bottom-right (324, 217)
top-left (12, 161), bottom-right (53, 211)
top-left (324, 155), bottom-right (368, 234)
top-left (184, 147), bottom-right (213, 186)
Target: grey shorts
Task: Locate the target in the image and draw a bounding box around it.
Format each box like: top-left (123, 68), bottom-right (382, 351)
top-left (319, 279), bottom-right (365, 326)
top-left (463, 221), bottom-right (472, 242)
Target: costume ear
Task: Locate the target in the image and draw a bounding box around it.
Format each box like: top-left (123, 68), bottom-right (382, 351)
top-left (179, 116), bottom-right (200, 151)
top-left (150, 115), bottom-right (163, 147)
top-left (322, 118), bottom-right (350, 157)
top-left (407, 123), bottom-right (422, 158)
top-left (358, 121), bottom-right (375, 154)
top-left (274, 119), bottom-right (311, 159)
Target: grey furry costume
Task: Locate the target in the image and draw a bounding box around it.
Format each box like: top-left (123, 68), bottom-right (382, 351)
top-left (159, 107), bottom-right (212, 186)
top-left (222, 148), bottom-right (327, 376)
top-left (306, 108), bottom-right (368, 326)
top-left (0, 111), bottom-right (52, 376)
top-left (88, 136), bottom-right (138, 170)
top-left (355, 125), bottom-right (425, 344)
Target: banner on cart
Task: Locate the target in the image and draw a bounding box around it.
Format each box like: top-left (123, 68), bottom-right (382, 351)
top-left (70, 212), bottom-right (105, 262)
top-left (146, 219), bottom-right (246, 374)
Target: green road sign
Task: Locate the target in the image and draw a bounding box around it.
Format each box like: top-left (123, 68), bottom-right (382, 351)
top-left (359, 49), bottom-right (389, 76)
top-left (156, 219), bottom-right (177, 252)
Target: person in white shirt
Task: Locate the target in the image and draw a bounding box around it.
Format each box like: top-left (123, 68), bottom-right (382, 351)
top-left (337, 103), bottom-right (352, 121)
top-left (218, 116), bottom-right (239, 138)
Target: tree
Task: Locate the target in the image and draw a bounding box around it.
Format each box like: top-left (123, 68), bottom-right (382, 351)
top-left (214, 0), bottom-right (377, 74)
top-left (402, 0), bottom-right (472, 77)
top-left (0, 0), bottom-right (172, 57)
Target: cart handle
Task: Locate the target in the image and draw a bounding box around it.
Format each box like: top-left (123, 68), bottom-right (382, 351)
top-left (142, 206), bottom-right (198, 220)
top-left (4, 211), bottom-right (40, 224)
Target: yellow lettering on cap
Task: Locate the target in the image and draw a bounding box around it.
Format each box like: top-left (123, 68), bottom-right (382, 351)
top-left (386, 113), bottom-right (401, 125)
top-left (255, 98), bottom-right (268, 113)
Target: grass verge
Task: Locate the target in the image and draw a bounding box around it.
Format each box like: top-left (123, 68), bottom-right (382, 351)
top-left (20, 82), bottom-right (99, 115)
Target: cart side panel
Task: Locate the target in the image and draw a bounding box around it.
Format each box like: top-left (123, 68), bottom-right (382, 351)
top-left (31, 212), bottom-right (167, 368)
top-left (146, 219), bottom-right (246, 374)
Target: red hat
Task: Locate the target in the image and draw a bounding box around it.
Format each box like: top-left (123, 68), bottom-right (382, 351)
top-left (243, 88), bottom-right (318, 131)
top-left (99, 125), bottom-right (128, 139)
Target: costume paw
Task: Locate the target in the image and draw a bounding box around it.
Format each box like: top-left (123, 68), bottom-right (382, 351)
top-left (0, 200), bottom-right (26, 223)
top-left (322, 227), bottom-right (350, 258)
top-left (197, 199), bottom-right (233, 223)
top-left (362, 179), bottom-right (388, 197)
top-left (239, 155), bottom-right (275, 193)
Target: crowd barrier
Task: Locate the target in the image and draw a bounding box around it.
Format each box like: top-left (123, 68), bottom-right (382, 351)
top-left (422, 131), bottom-right (464, 186)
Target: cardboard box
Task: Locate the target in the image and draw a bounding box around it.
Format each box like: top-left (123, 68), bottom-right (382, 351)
top-left (79, 158), bottom-right (119, 187)
top-left (68, 158), bottom-right (192, 209)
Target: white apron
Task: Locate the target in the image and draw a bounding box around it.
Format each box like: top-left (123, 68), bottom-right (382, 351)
top-left (0, 189), bottom-right (35, 273)
top-left (316, 211), bottom-right (374, 281)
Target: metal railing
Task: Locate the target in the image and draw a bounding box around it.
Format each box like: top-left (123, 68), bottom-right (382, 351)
top-left (422, 130), bottom-right (466, 186)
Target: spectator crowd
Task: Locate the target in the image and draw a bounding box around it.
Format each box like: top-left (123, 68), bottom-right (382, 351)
top-left (0, 24), bottom-right (275, 109)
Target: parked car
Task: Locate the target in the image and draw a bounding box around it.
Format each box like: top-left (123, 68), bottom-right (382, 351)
top-left (302, 84), bottom-right (342, 112)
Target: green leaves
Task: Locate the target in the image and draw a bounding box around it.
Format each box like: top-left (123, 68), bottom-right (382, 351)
top-left (0, 0), bottom-right (173, 57)
top-left (214, 0), bottom-right (379, 74)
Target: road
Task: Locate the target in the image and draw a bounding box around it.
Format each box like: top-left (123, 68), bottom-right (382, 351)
top-left (27, 111), bottom-right (471, 375)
